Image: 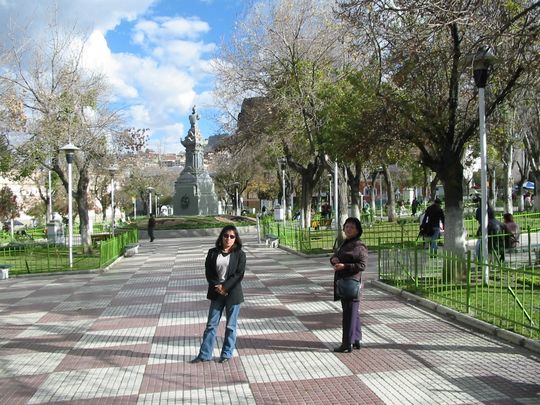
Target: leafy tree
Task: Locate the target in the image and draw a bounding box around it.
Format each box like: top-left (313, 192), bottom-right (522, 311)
top-left (338, 0), bottom-right (540, 254)
top-left (0, 186), bottom-right (19, 223)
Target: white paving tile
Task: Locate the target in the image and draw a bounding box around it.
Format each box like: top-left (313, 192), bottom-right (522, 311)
top-left (158, 310), bottom-right (208, 327)
top-left (241, 351), bottom-right (352, 383)
top-left (0, 351), bottom-right (67, 377)
top-left (359, 366), bottom-right (508, 405)
top-left (0, 311), bottom-right (47, 326)
top-left (238, 316), bottom-right (308, 336)
top-left (17, 319), bottom-right (94, 338)
top-left (75, 326), bottom-right (156, 348)
top-left (101, 303), bottom-right (162, 318)
top-left (137, 383), bottom-right (256, 405)
top-left (29, 365), bottom-right (145, 404)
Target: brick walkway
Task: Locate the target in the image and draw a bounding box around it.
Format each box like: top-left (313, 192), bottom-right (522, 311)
top-left (0, 231), bottom-right (539, 404)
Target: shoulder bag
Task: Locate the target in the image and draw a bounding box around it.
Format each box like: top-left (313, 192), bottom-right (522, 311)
top-left (336, 277), bottom-right (360, 300)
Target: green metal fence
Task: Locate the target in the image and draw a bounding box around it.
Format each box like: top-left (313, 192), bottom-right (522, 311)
top-left (0, 227), bottom-right (138, 275)
top-left (378, 241), bottom-right (539, 339)
top-left (99, 228), bottom-right (139, 267)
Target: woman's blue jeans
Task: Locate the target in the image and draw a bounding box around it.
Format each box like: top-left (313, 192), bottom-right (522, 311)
top-left (198, 297), bottom-right (240, 360)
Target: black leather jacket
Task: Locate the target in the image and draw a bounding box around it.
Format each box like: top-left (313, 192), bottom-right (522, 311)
top-left (205, 247), bottom-right (246, 305)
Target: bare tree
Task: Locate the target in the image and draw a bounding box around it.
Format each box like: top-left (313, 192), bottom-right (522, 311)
top-left (215, 0), bottom-right (363, 227)
top-left (0, 19), bottom-right (123, 252)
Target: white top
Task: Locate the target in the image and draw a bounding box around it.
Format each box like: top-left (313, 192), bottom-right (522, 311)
top-left (216, 253), bottom-right (231, 282)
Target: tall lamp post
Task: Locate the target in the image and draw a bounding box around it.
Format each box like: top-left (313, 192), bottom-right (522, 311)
top-left (472, 45), bottom-right (496, 282)
top-left (155, 192), bottom-right (161, 216)
top-left (47, 158), bottom-right (53, 222)
top-left (60, 143), bottom-right (80, 268)
top-left (107, 166), bottom-right (118, 236)
top-left (378, 168), bottom-right (384, 220)
top-left (147, 187), bottom-right (154, 215)
top-left (327, 173), bottom-right (332, 209)
top-left (280, 157), bottom-right (287, 222)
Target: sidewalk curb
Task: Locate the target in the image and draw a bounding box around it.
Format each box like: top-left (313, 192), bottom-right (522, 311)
top-left (372, 280), bottom-right (540, 355)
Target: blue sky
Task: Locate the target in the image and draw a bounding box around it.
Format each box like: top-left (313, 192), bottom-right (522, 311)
top-left (0, 0), bottom-right (247, 153)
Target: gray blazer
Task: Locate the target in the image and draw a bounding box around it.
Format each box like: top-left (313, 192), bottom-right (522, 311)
top-left (204, 247), bottom-right (246, 305)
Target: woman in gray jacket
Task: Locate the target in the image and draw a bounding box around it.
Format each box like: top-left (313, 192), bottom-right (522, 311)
top-left (330, 217), bottom-right (368, 353)
top-left (191, 225), bottom-right (246, 364)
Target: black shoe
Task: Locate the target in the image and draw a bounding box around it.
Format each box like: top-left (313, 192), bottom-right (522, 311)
top-left (333, 345), bottom-right (352, 353)
top-left (190, 357), bottom-right (210, 364)
top-left (353, 341), bottom-right (361, 349)
top-left (218, 357), bottom-right (230, 363)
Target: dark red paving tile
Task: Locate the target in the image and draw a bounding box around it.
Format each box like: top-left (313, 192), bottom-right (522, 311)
top-left (250, 375), bottom-right (385, 405)
top-left (0, 374), bottom-right (48, 405)
top-left (55, 343), bottom-right (152, 371)
top-left (237, 331), bottom-right (327, 355)
top-left (91, 316), bottom-right (158, 331)
top-left (141, 360), bottom-right (249, 392)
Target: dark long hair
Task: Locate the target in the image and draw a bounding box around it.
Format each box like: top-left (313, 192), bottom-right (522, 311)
top-left (343, 217), bottom-right (363, 238)
top-left (215, 225), bottom-right (242, 250)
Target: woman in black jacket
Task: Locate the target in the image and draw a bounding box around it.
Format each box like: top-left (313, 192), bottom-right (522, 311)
top-left (191, 225), bottom-right (246, 364)
top-left (330, 217), bottom-right (368, 353)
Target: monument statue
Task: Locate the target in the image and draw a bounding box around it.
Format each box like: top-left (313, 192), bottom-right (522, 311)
top-left (173, 106), bottom-right (218, 215)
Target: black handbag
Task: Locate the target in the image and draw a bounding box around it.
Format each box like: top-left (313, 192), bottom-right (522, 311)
top-left (336, 277), bottom-right (360, 300)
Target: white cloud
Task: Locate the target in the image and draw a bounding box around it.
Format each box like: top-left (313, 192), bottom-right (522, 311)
top-left (0, 0), bottom-right (223, 153)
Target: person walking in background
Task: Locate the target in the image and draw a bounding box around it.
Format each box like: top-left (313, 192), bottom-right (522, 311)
top-left (420, 198), bottom-right (445, 254)
top-left (411, 197), bottom-right (419, 216)
top-left (330, 217), bottom-right (368, 353)
top-left (147, 213), bottom-right (156, 242)
top-left (191, 225), bottom-right (246, 364)
top-left (502, 213), bottom-right (520, 250)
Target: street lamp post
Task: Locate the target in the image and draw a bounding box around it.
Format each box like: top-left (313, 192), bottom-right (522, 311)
top-left (155, 193), bottom-right (161, 217)
top-left (47, 159), bottom-right (53, 223)
top-left (334, 160), bottom-right (339, 230)
top-left (327, 173), bottom-right (332, 211)
top-left (107, 166), bottom-right (118, 236)
top-left (378, 168), bottom-right (384, 220)
top-left (147, 187), bottom-right (154, 215)
top-left (280, 158), bottom-right (287, 223)
top-left (472, 46), bottom-right (495, 282)
top-left (60, 143), bottom-right (80, 268)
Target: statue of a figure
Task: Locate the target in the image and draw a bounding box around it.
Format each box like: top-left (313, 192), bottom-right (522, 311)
top-left (184, 105), bottom-right (200, 143)
top-left (189, 105), bottom-right (200, 131)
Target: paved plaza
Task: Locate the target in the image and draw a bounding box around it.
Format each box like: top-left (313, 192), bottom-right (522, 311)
top-left (0, 230), bottom-right (539, 404)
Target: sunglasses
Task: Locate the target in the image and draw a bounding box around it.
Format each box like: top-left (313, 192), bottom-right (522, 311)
top-left (222, 234), bottom-right (236, 239)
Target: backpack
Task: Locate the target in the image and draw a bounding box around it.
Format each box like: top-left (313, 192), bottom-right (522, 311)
top-left (419, 213), bottom-right (433, 236)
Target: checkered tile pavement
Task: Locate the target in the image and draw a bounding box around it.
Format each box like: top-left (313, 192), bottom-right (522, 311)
top-left (0, 232), bottom-right (539, 404)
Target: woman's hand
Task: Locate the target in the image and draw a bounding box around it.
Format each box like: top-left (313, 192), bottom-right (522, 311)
top-left (214, 284), bottom-right (227, 296)
top-left (333, 263), bottom-right (345, 271)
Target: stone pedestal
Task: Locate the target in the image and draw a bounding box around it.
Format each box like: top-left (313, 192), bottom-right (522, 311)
top-left (173, 106), bottom-right (218, 216)
top-left (47, 212), bottom-right (64, 244)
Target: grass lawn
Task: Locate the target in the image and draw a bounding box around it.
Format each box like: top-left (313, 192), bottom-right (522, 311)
top-left (135, 215), bottom-right (255, 230)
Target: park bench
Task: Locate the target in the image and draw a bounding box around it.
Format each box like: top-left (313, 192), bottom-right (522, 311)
top-left (123, 243), bottom-right (140, 257)
top-left (91, 233), bottom-right (111, 244)
top-left (265, 234), bottom-right (279, 248)
top-left (0, 264), bottom-right (12, 280)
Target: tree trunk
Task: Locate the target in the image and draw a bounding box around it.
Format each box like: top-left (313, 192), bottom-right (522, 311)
top-left (383, 165), bottom-right (396, 222)
top-left (439, 158), bottom-right (467, 255)
top-left (301, 173), bottom-right (315, 228)
top-left (77, 169), bottom-right (92, 254)
top-left (346, 163), bottom-right (361, 220)
top-left (334, 164), bottom-right (348, 246)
